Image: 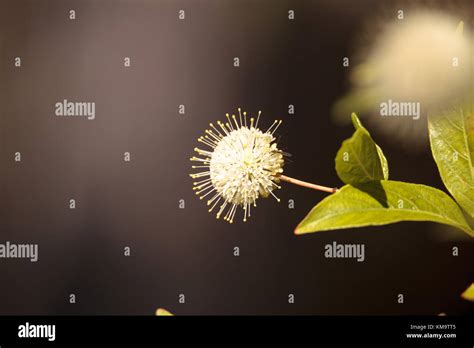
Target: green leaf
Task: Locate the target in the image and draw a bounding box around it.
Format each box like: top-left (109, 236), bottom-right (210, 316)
top-left (351, 113), bottom-right (389, 180)
top-left (156, 308), bottom-right (174, 316)
top-left (295, 180), bottom-right (473, 236)
top-left (335, 113), bottom-right (389, 185)
top-left (461, 283), bottom-right (474, 302)
top-left (429, 107), bottom-right (474, 218)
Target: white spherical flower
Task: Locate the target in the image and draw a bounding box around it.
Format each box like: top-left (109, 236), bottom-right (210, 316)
top-left (368, 12), bottom-right (470, 107)
top-left (190, 109), bottom-right (284, 223)
top-left (334, 10), bottom-right (472, 148)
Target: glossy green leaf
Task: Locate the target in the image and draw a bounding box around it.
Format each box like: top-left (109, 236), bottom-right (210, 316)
top-left (156, 308), bottom-right (174, 316)
top-left (335, 113), bottom-right (388, 185)
top-left (351, 113), bottom-right (389, 180)
top-left (461, 283), bottom-right (474, 302)
top-left (429, 107), bottom-right (474, 218)
top-left (295, 180), bottom-right (473, 236)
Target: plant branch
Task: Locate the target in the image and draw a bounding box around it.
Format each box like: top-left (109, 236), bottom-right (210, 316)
top-left (279, 175), bottom-right (338, 193)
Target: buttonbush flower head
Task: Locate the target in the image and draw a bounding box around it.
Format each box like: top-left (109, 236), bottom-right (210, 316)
top-left (190, 109), bottom-right (284, 223)
top-left (334, 10), bottom-right (471, 148)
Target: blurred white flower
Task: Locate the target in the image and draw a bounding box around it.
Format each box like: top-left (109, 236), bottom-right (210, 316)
top-left (334, 10), bottom-right (472, 147)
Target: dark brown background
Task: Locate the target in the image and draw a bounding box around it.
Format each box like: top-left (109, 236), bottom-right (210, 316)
top-left (0, 0), bottom-right (473, 315)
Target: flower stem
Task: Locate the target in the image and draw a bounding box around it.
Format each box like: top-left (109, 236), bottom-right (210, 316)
top-left (279, 175), bottom-right (338, 193)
